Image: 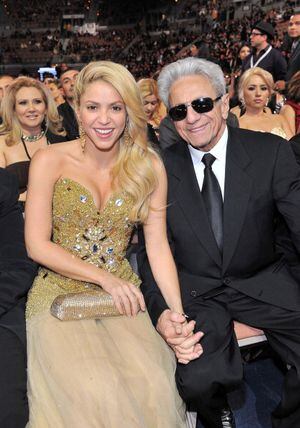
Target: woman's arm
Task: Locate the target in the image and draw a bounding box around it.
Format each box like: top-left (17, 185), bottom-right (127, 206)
top-left (280, 104), bottom-right (296, 135)
top-left (25, 148), bottom-right (145, 316)
top-left (278, 113), bottom-right (294, 140)
top-left (143, 157), bottom-right (184, 314)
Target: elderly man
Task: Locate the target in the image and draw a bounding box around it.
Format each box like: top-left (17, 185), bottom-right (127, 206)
top-left (286, 14), bottom-right (300, 82)
top-left (138, 57), bottom-right (300, 428)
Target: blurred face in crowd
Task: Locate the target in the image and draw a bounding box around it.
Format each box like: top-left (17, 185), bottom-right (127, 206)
top-left (239, 46), bottom-right (250, 61)
top-left (0, 75), bottom-right (14, 103)
top-left (60, 69), bottom-right (79, 101)
top-left (15, 86), bottom-right (47, 134)
top-left (77, 80), bottom-right (126, 154)
top-left (242, 75), bottom-right (270, 110)
top-left (190, 44), bottom-right (199, 57)
top-left (143, 94), bottom-right (159, 120)
top-left (288, 14), bottom-right (300, 40)
top-left (250, 30), bottom-right (267, 49)
top-left (169, 74), bottom-right (228, 152)
top-left (43, 77), bottom-right (56, 87)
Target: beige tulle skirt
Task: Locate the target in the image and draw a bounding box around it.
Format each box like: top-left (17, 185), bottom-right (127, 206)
top-left (26, 310), bottom-right (186, 428)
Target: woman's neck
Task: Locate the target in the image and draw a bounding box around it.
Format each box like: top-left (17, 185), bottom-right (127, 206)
top-left (244, 106), bottom-right (266, 117)
top-left (22, 126), bottom-right (42, 136)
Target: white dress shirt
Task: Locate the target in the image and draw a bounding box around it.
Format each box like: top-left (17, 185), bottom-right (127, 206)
top-left (188, 126), bottom-right (228, 200)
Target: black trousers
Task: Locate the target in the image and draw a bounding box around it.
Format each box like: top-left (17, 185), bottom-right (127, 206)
top-left (176, 287), bottom-right (300, 428)
top-left (0, 327), bottom-right (28, 428)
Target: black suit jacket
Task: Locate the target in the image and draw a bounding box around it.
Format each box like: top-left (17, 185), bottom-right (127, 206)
top-left (0, 169), bottom-right (37, 345)
top-left (286, 42), bottom-right (300, 82)
top-left (138, 126), bottom-right (300, 325)
top-left (58, 101), bottom-right (79, 141)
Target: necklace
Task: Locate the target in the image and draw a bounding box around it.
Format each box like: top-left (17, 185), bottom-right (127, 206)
top-left (22, 130), bottom-right (45, 143)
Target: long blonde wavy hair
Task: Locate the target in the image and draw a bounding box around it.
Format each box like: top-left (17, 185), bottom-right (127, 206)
top-left (0, 76), bottom-right (65, 146)
top-left (74, 61), bottom-right (159, 223)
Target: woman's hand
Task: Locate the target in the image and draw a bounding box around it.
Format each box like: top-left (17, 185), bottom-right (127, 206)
top-left (100, 272), bottom-right (146, 317)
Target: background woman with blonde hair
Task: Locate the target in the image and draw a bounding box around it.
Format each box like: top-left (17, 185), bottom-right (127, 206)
top-left (138, 77), bottom-right (166, 140)
top-left (231, 67), bottom-right (293, 139)
top-left (25, 61), bottom-right (186, 427)
top-left (0, 77), bottom-right (65, 209)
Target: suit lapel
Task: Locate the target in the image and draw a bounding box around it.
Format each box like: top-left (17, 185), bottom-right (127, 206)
top-left (222, 128), bottom-right (252, 273)
top-left (168, 142), bottom-right (222, 266)
top-left (290, 41), bottom-right (300, 61)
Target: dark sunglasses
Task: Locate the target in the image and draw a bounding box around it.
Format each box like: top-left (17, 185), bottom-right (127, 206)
top-left (168, 95), bottom-right (222, 121)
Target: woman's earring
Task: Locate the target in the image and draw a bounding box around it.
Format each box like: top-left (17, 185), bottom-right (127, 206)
top-left (79, 123), bottom-right (86, 153)
top-left (123, 125), bottom-right (133, 146)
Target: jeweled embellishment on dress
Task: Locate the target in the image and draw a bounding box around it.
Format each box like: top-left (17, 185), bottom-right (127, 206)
top-left (80, 195), bottom-right (88, 203)
top-left (26, 177), bottom-right (141, 318)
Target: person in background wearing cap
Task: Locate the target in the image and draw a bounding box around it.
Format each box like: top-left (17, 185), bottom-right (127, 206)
top-left (286, 14), bottom-right (300, 82)
top-left (242, 21), bottom-right (287, 91)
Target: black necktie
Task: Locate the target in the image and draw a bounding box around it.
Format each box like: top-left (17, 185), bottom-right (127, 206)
top-left (201, 153), bottom-right (223, 252)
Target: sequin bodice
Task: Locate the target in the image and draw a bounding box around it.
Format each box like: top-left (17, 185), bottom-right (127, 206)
top-left (26, 177), bottom-right (140, 318)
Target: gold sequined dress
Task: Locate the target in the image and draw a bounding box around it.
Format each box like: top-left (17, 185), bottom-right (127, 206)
top-left (26, 177), bottom-right (186, 428)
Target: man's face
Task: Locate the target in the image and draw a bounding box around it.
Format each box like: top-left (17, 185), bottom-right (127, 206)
top-left (190, 44), bottom-right (199, 57)
top-left (288, 15), bottom-right (300, 40)
top-left (0, 75), bottom-right (14, 102)
top-left (169, 74), bottom-right (228, 152)
top-left (60, 70), bottom-right (79, 101)
top-left (250, 30), bottom-right (267, 49)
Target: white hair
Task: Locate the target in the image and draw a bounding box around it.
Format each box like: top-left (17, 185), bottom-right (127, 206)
top-left (158, 57), bottom-right (226, 109)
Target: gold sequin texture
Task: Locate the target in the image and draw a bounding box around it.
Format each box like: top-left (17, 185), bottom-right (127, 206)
top-left (26, 177), bottom-right (141, 319)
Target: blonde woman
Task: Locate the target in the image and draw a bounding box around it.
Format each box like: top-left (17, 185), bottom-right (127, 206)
top-left (231, 67), bottom-right (293, 139)
top-left (24, 61), bottom-right (186, 427)
top-left (0, 77), bottom-right (65, 209)
top-left (137, 77), bottom-right (166, 139)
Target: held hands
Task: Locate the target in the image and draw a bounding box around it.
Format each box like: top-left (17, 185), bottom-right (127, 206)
top-left (157, 310), bottom-right (204, 364)
top-left (100, 272), bottom-right (146, 317)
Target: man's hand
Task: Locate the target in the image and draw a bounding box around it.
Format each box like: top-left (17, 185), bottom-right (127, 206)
top-left (157, 309), bottom-right (204, 364)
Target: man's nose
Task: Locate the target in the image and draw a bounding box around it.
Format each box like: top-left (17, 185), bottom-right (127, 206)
top-left (186, 105), bottom-right (200, 122)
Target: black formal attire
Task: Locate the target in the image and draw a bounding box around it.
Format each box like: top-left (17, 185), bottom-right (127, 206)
top-left (0, 168), bottom-right (37, 428)
top-left (58, 101), bottom-right (79, 140)
top-left (147, 123), bottom-right (159, 146)
top-left (138, 126), bottom-right (300, 428)
top-left (6, 131), bottom-right (66, 211)
top-left (242, 46), bottom-right (287, 82)
top-left (286, 40), bottom-right (300, 82)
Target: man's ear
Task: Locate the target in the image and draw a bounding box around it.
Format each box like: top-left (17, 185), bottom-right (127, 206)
top-left (60, 87), bottom-right (66, 98)
top-left (221, 93), bottom-right (230, 120)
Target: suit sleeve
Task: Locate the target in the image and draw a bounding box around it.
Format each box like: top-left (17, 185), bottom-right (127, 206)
top-left (0, 170), bottom-right (37, 318)
top-left (137, 225), bottom-right (169, 327)
top-left (273, 49), bottom-right (287, 82)
top-left (273, 140), bottom-right (300, 253)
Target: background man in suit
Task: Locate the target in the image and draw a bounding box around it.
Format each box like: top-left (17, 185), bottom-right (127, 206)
top-left (138, 57), bottom-right (300, 428)
top-left (0, 168), bottom-right (37, 427)
top-left (57, 68), bottom-right (79, 140)
top-left (286, 14), bottom-right (300, 82)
